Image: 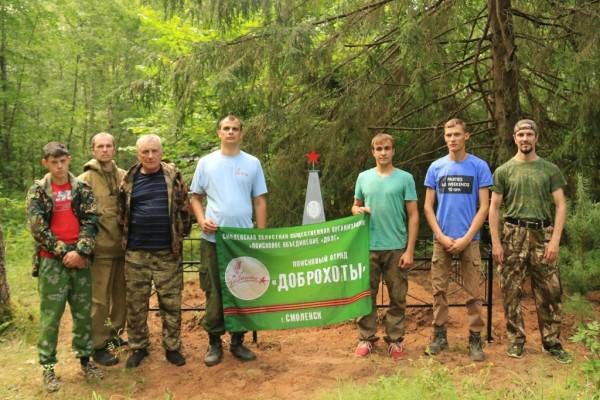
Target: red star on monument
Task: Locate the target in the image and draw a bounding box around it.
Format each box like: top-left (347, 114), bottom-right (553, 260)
top-left (306, 151), bottom-right (320, 165)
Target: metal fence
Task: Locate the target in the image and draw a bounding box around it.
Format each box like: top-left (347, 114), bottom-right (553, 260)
top-left (150, 236), bottom-right (494, 342)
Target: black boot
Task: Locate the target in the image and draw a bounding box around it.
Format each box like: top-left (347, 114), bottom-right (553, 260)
top-left (468, 331), bottom-right (485, 361)
top-left (93, 347), bottom-right (119, 366)
top-left (204, 334), bottom-right (223, 367)
top-left (425, 325), bottom-right (448, 355)
top-left (165, 349), bottom-right (186, 366)
top-left (230, 333), bottom-right (256, 362)
top-left (126, 348), bottom-right (148, 368)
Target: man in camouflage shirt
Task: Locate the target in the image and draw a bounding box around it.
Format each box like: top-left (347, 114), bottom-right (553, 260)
top-left (119, 134), bottom-right (191, 368)
top-left (489, 119), bottom-right (571, 364)
top-left (26, 142), bottom-right (103, 393)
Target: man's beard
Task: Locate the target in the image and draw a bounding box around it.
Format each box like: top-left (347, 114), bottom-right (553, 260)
top-left (520, 144), bottom-right (533, 154)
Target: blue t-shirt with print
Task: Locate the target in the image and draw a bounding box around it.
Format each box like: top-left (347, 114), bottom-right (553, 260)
top-left (424, 154), bottom-right (493, 240)
top-left (190, 150), bottom-right (268, 243)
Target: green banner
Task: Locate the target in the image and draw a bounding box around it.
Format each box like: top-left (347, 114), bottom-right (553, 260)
top-left (216, 214), bottom-right (371, 331)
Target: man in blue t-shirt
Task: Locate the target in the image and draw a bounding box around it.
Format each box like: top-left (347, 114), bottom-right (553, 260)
top-left (423, 119), bottom-right (493, 361)
top-left (190, 115), bottom-right (268, 367)
top-left (351, 133), bottom-right (419, 360)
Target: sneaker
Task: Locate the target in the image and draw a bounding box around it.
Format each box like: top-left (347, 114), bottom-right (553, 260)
top-left (42, 366), bottom-right (60, 393)
top-left (165, 349), bottom-right (186, 366)
top-left (506, 342), bottom-right (525, 359)
top-left (93, 347), bottom-right (119, 366)
top-left (543, 344), bottom-right (572, 364)
top-left (126, 348), bottom-right (149, 369)
top-left (355, 340), bottom-right (372, 357)
top-left (81, 361), bottom-right (105, 380)
top-left (388, 341), bottom-right (405, 360)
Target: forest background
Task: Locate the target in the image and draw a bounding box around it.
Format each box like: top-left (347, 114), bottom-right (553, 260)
top-left (0, 0), bottom-right (599, 398)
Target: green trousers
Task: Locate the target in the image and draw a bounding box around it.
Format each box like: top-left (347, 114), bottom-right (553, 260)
top-left (37, 256), bottom-right (93, 366)
top-left (91, 256), bottom-right (126, 349)
top-left (200, 239), bottom-right (246, 336)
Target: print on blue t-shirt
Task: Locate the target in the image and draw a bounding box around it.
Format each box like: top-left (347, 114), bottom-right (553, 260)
top-left (424, 154), bottom-right (493, 240)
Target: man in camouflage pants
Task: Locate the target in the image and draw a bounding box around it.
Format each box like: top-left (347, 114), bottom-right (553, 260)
top-left (26, 142), bottom-right (103, 393)
top-left (489, 119), bottom-right (571, 364)
top-left (119, 134), bottom-right (191, 368)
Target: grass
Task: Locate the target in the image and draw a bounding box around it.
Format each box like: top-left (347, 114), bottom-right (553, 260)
top-left (318, 358), bottom-right (598, 400)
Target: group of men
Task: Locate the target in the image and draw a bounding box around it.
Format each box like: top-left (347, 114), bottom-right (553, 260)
top-left (351, 118), bottom-right (571, 365)
top-left (26, 115), bottom-right (266, 393)
top-left (25, 114), bottom-right (571, 394)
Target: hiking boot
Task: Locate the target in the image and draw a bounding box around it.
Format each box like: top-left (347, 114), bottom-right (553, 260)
top-left (230, 333), bottom-right (257, 362)
top-left (543, 344), bottom-right (572, 364)
top-left (165, 349), bottom-right (186, 366)
top-left (204, 334), bottom-right (223, 367)
top-left (425, 325), bottom-right (448, 355)
top-left (388, 341), bottom-right (405, 360)
top-left (126, 348), bottom-right (149, 368)
top-left (42, 366), bottom-right (60, 393)
top-left (93, 347), bottom-right (119, 366)
top-left (506, 342), bottom-right (525, 359)
top-left (355, 340), bottom-right (373, 357)
top-left (81, 361), bottom-right (105, 380)
top-left (468, 331), bottom-right (485, 361)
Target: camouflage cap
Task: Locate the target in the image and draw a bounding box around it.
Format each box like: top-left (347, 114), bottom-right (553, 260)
top-left (42, 142), bottom-right (70, 159)
top-left (513, 119), bottom-right (538, 134)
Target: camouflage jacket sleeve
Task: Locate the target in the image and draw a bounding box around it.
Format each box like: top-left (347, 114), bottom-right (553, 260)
top-left (26, 184), bottom-right (69, 258)
top-left (175, 170), bottom-right (192, 237)
top-left (74, 181), bottom-right (98, 257)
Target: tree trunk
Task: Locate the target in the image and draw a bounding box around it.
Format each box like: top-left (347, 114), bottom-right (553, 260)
top-left (0, 225), bottom-right (10, 305)
top-left (488, 0), bottom-right (520, 164)
top-left (0, 3), bottom-right (9, 168)
top-left (66, 54), bottom-right (80, 147)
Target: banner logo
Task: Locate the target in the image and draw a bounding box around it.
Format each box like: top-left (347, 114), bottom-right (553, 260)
top-left (225, 256), bottom-right (270, 301)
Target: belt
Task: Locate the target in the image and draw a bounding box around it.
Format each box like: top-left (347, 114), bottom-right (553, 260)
top-left (505, 217), bottom-right (551, 229)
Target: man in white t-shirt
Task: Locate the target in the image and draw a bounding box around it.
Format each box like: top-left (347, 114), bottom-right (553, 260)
top-left (190, 115), bottom-right (268, 367)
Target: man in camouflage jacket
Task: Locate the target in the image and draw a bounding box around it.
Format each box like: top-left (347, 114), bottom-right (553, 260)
top-left (118, 134), bottom-right (191, 368)
top-left (26, 142), bottom-right (102, 393)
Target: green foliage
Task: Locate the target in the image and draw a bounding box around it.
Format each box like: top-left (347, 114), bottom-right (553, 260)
top-left (563, 293), bottom-right (599, 322)
top-left (560, 175), bottom-right (600, 293)
top-left (570, 321), bottom-right (600, 397)
top-left (0, 197), bottom-right (26, 234)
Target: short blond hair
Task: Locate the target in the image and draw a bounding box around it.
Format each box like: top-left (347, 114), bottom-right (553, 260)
top-left (371, 133), bottom-right (394, 148)
top-left (90, 132), bottom-right (115, 147)
top-left (444, 118), bottom-right (468, 132)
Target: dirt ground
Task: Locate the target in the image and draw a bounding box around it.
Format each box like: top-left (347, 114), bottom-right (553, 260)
top-left (50, 268), bottom-right (598, 400)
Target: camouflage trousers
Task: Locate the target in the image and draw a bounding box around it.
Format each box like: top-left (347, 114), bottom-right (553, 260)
top-left (357, 250), bottom-right (408, 343)
top-left (125, 250), bottom-right (183, 351)
top-left (200, 240), bottom-right (246, 336)
top-left (499, 223), bottom-right (563, 347)
top-left (37, 256), bottom-right (93, 366)
top-left (431, 240), bottom-right (484, 332)
top-left (91, 256), bottom-right (126, 349)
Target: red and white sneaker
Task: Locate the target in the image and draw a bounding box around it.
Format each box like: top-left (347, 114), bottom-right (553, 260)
top-left (388, 341), bottom-right (405, 360)
top-left (355, 340), bottom-right (373, 357)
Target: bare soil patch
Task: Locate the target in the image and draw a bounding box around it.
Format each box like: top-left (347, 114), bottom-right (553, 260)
top-left (51, 270), bottom-right (592, 400)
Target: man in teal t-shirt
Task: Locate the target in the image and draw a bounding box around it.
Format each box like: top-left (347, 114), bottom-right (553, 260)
top-left (351, 133), bottom-right (419, 360)
top-left (489, 119), bottom-right (571, 364)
